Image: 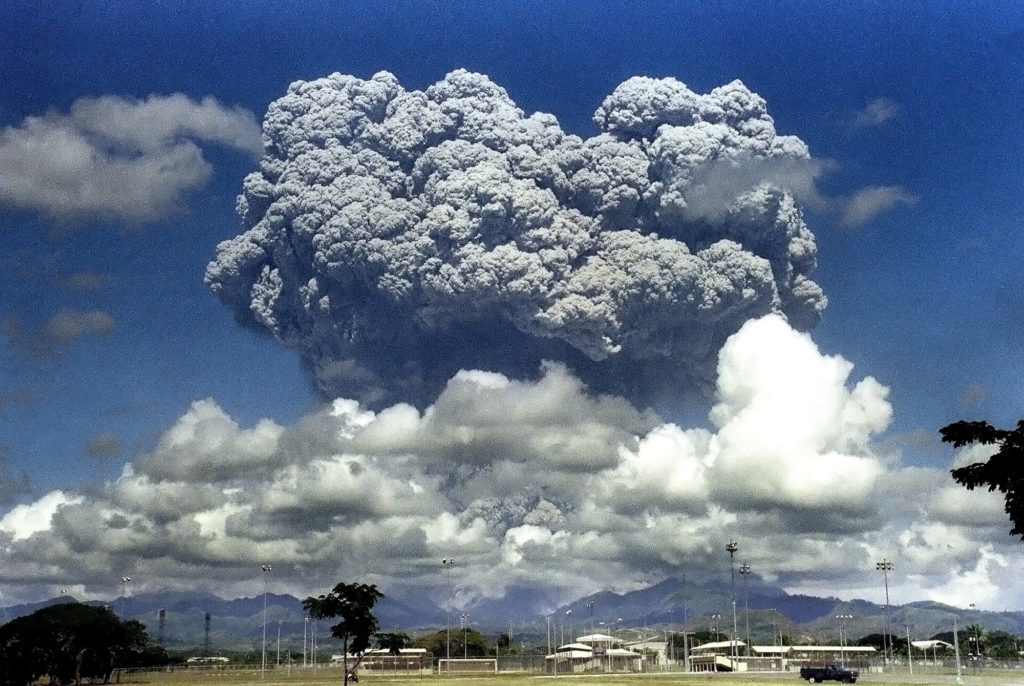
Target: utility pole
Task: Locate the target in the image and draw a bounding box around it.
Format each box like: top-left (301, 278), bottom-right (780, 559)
top-left (739, 564), bottom-right (751, 656)
top-left (875, 559), bottom-right (893, 663)
top-left (726, 540), bottom-right (739, 662)
top-left (442, 558), bottom-right (455, 675)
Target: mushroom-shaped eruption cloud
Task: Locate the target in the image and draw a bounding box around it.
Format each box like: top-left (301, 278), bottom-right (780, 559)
top-left (206, 70), bottom-right (827, 407)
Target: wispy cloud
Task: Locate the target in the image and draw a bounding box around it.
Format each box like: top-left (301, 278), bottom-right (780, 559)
top-left (2, 309), bottom-right (116, 358)
top-left (85, 431), bottom-right (123, 459)
top-left (43, 308), bottom-right (116, 344)
top-left (855, 97), bottom-right (899, 127)
top-left (0, 94), bottom-right (262, 223)
top-left (842, 185), bottom-right (918, 227)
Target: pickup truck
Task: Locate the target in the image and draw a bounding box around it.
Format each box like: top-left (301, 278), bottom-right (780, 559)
top-left (799, 664), bottom-right (858, 683)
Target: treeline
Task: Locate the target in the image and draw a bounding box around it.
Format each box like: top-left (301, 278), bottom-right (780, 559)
top-left (0, 603), bottom-right (168, 685)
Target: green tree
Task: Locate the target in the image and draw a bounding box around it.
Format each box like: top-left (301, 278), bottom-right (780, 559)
top-left (941, 419), bottom-right (1024, 538)
top-left (303, 582), bottom-right (382, 686)
top-left (410, 630), bottom-right (447, 663)
top-left (856, 632), bottom-right (905, 655)
top-left (964, 624), bottom-right (984, 657)
top-left (411, 628), bottom-right (492, 661)
top-left (982, 630), bottom-right (1018, 659)
top-left (0, 602), bottom-right (152, 686)
top-left (375, 631), bottom-right (411, 654)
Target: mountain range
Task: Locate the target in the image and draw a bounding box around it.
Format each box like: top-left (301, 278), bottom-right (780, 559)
top-left (3, 578), bottom-right (1019, 653)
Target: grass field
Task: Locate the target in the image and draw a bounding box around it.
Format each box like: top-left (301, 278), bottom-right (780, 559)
top-left (116, 668), bottom-right (1023, 686)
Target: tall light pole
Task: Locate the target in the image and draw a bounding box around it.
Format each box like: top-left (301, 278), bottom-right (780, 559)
top-left (120, 576), bottom-right (131, 618)
top-left (875, 559), bottom-right (893, 663)
top-left (587, 600), bottom-right (595, 637)
top-left (835, 614), bottom-right (853, 665)
top-left (261, 563), bottom-right (272, 678)
top-left (461, 612), bottom-right (469, 659)
top-left (726, 540), bottom-right (739, 662)
top-left (710, 613), bottom-right (722, 642)
top-left (566, 609), bottom-right (573, 643)
top-left (442, 558), bottom-right (455, 675)
top-left (739, 564), bottom-right (751, 656)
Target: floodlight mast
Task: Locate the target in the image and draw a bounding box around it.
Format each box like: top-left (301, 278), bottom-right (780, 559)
top-left (726, 540), bottom-right (739, 662)
top-left (875, 559), bottom-right (893, 662)
top-left (835, 614), bottom-right (853, 665)
top-left (442, 558), bottom-right (455, 675)
top-left (739, 564), bottom-right (751, 656)
top-left (261, 564), bottom-right (272, 678)
top-left (120, 576), bottom-right (132, 617)
top-left (461, 612), bottom-right (469, 659)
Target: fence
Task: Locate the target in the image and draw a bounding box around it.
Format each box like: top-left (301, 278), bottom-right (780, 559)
top-left (437, 658), bottom-right (498, 674)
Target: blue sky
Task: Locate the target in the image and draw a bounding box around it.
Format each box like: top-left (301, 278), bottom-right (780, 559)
top-left (0, 0), bottom-right (1022, 613)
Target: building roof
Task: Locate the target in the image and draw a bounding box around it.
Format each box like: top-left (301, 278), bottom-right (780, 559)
top-left (578, 633), bottom-right (618, 643)
top-left (789, 645), bottom-right (877, 653)
top-left (746, 645), bottom-right (879, 656)
top-left (691, 640), bottom-right (746, 653)
top-left (911, 640), bottom-right (953, 650)
top-left (546, 646), bottom-right (641, 660)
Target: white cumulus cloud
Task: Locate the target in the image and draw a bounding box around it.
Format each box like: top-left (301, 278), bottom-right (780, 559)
top-left (3, 315), bottom-right (1014, 608)
top-left (0, 94), bottom-right (261, 222)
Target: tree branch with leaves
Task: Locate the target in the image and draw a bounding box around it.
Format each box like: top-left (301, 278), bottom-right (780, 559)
top-left (303, 582), bottom-right (383, 686)
top-left (941, 419), bottom-right (1024, 538)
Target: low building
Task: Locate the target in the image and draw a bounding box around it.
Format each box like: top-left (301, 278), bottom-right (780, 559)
top-left (544, 634), bottom-right (643, 673)
top-left (688, 642), bottom-right (877, 672)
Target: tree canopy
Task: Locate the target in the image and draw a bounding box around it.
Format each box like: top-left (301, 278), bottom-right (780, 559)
top-left (0, 602), bottom-right (154, 686)
top-left (940, 419), bottom-right (1024, 538)
top-left (303, 582), bottom-right (382, 686)
top-left (375, 631), bottom-right (411, 655)
top-left (410, 628), bottom-right (492, 661)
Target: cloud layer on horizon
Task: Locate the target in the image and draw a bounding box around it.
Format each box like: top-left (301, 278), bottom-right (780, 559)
top-left (0, 315), bottom-right (1014, 610)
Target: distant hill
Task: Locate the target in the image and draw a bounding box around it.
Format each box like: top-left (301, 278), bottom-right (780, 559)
top-left (3, 578), bottom-right (1022, 653)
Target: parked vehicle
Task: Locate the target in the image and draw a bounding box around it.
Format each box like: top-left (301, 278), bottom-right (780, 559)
top-left (799, 663), bottom-right (858, 683)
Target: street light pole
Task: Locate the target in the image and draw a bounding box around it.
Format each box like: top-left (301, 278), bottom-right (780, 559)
top-left (461, 612), bottom-right (469, 659)
top-left (120, 576), bottom-right (132, 618)
top-left (968, 603), bottom-right (981, 660)
top-left (875, 559), bottom-right (893, 663)
top-left (835, 614), bottom-right (853, 666)
top-left (739, 564), bottom-right (751, 656)
top-left (261, 564), bottom-right (272, 678)
top-left (442, 558), bottom-right (455, 675)
top-left (726, 540), bottom-right (739, 662)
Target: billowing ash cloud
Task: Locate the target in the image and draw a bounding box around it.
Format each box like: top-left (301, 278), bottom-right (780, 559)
top-left (206, 70), bottom-right (827, 407)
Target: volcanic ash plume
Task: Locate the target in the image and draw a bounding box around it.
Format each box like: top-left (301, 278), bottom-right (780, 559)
top-left (206, 70), bottom-right (827, 407)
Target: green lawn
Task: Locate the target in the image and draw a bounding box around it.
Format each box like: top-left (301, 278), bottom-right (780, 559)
top-left (118, 668), bottom-right (1020, 686)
